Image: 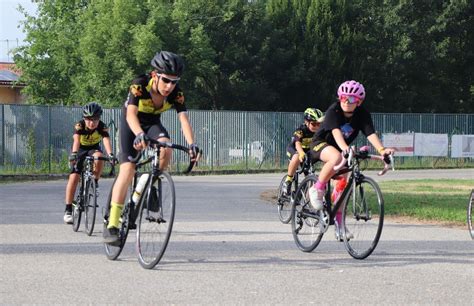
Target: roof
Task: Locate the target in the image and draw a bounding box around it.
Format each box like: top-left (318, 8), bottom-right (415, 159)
top-left (0, 69), bottom-right (25, 87)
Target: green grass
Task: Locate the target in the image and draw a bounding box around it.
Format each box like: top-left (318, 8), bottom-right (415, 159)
top-left (379, 179), bottom-right (473, 225)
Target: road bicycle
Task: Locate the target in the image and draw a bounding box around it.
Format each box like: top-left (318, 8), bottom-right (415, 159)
top-left (277, 156), bottom-right (319, 224)
top-left (468, 189), bottom-right (473, 240)
top-left (291, 145), bottom-right (394, 259)
top-left (72, 155), bottom-right (114, 236)
top-left (103, 139), bottom-right (200, 269)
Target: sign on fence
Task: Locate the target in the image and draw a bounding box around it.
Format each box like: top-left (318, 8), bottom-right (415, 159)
top-left (414, 133), bottom-right (448, 157)
top-left (451, 135), bottom-right (474, 158)
top-left (382, 133), bottom-right (414, 156)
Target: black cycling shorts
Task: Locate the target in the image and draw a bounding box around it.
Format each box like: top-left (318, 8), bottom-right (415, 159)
top-left (70, 148), bottom-right (102, 174)
top-left (118, 115), bottom-right (170, 164)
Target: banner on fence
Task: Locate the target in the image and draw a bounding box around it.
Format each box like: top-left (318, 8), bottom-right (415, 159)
top-left (451, 135), bottom-right (474, 158)
top-left (414, 133), bottom-right (448, 157)
top-left (382, 133), bottom-right (414, 157)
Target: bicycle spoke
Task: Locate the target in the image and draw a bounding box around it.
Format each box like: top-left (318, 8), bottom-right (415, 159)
top-left (343, 177), bottom-right (384, 259)
top-left (277, 175), bottom-right (293, 224)
top-left (137, 172), bottom-right (176, 269)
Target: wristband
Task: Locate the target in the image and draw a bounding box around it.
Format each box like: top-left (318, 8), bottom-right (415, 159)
top-left (377, 147), bottom-right (386, 154)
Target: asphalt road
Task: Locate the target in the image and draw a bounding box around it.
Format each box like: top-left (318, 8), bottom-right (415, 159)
top-left (1, 169), bottom-right (473, 304)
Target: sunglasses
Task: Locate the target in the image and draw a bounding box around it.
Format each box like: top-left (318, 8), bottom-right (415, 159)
top-left (340, 95), bottom-right (360, 104)
top-left (158, 74), bottom-right (180, 85)
top-left (309, 121), bottom-right (320, 126)
top-left (84, 117), bottom-right (100, 122)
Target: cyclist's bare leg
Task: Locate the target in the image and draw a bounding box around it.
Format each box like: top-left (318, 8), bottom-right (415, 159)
top-left (287, 154), bottom-right (300, 178)
top-left (65, 173), bottom-right (80, 204)
top-left (111, 162), bottom-right (135, 204)
top-left (157, 137), bottom-right (172, 170)
top-left (92, 150), bottom-right (104, 181)
top-left (317, 146), bottom-right (342, 184)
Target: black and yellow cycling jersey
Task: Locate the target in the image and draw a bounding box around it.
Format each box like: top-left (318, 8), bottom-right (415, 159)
top-left (288, 124), bottom-right (315, 151)
top-left (124, 73), bottom-right (187, 127)
top-left (74, 119), bottom-right (110, 149)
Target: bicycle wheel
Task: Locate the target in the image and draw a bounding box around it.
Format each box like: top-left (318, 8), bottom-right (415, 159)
top-left (84, 178), bottom-right (97, 236)
top-left (104, 177), bottom-right (131, 260)
top-left (342, 176), bottom-right (384, 259)
top-left (468, 189), bottom-right (473, 240)
top-left (291, 175), bottom-right (325, 252)
top-left (137, 172), bottom-right (175, 269)
top-left (72, 185), bottom-right (82, 232)
top-left (277, 175), bottom-right (292, 224)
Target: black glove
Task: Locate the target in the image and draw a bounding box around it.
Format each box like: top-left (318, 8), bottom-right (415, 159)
top-left (68, 152), bottom-right (78, 162)
top-left (108, 153), bottom-right (118, 166)
top-left (133, 132), bottom-right (149, 147)
top-left (190, 143), bottom-right (200, 159)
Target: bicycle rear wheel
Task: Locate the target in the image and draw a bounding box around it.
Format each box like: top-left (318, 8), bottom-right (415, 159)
top-left (342, 176), bottom-right (384, 259)
top-left (72, 185), bottom-right (82, 232)
top-left (277, 175), bottom-right (292, 224)
top-left (291, 175), bottom-right (325, 252)
top-left (468, 189), bottom-right (473, 240)
top-left (104, 177), bottom-right (131, 260)
top-left (84, 179), bottom-right (97, 236)
top-left (137, 172), bottom-right (175, 269)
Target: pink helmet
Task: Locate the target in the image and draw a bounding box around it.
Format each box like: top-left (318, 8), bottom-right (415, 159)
top-left (337, 80), bottom-right (366, 100)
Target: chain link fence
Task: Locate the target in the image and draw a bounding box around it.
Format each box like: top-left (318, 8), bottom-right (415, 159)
top-left (1, 104), bottom-right (473, 174)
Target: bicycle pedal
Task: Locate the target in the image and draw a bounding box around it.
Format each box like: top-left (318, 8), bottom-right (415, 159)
top-left (129, 223), bottom-right (137, 230)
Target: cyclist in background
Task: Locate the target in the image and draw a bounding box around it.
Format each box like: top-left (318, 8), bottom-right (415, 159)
top-left (64, 102), bottom-right (116, 224)
top-left (283, 108), bottom-right (324, 195)
top-left (308, 80), bottom-right (394, 236)
top-left (103, 51), bottom-right (200, 244)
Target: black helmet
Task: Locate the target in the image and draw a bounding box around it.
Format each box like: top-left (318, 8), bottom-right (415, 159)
top-left (83, 102), bottom-right (103, 118)
top-left (150, 51), bottom-right (185, 77)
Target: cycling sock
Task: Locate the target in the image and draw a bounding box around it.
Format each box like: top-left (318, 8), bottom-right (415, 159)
top-left (65, 204), bottom-right (72, 213)
top-left (285, 175), bottom-right (293, 182)
top-left (107, 202), bottom-right (123, 229)
top-left (315, 179), bottom-right (326, 191)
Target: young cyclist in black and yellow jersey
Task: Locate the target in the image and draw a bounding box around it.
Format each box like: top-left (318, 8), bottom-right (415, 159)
top-left (64, 102), bottom-right (116, 224)
top-left (103, 51), bottom-right (200, 244)
top-left (284, 108), bottom-right (324, 195)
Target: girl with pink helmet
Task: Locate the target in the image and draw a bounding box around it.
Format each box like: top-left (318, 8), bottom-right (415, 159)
top-left (308, 80), bottom-right (394, 240)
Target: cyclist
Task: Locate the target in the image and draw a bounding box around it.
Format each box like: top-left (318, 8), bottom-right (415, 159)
top-left (64, 102), bottom-right (116, 224)
top-left (103, 51), bottom-right (200, 244)
top-left (283, 108), bottom-right (324, 195)
top-left (308, 80), bottom-right (394, 238)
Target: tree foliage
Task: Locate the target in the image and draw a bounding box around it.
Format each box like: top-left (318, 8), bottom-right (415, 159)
top-left (14, 0), bottom-right (474, 113)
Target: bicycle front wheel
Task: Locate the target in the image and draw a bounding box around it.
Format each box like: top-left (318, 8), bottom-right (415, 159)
top-left (342, 176), bottom-right (384, 259)
top-left (84, 179), bottom-right (97, 236)
top-left (291, 175), bottom-right (325, 252)
top-left (137, 172), bottom-right (176, 269)
top-left (277, 175), bottom-right (292, 224)
top-left (104, 176), bottom-right (131, 260)
top-left (72, 186), bottom-right (82, 232)
top-left (468, 189), bottom-right (473, 240)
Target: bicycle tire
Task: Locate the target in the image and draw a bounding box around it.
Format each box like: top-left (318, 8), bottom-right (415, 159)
top-left (342, 176), bottom-right (384, 259)
top-left (291, 175), bottom-right (324, 252)
top-left (72, 186), bottom-right (82, 232)
top-left (277, 175), bottom-right (293, 224)
top-left (468, 189), bottom-right (473, 240)
top-left (84, 179), bottom-right (97, 236)
top-left (137, 172), bottom-right (176, 269)
top-left (104, 176), bottom-right (131, 260)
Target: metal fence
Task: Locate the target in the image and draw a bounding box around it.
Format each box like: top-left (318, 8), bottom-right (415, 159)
top-left (1, 104), bottom-right (473, 173)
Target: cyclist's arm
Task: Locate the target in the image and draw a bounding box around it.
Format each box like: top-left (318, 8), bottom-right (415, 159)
top-left (332, 128), bottom-right (349, 152)
top-left (102, 136), bottom-right (114, 156)
top-left (125, 104), bottom-right (144, 136)
top-left (178, 111), bottom-right (195, 145)
top-left (295, 141), bottom-right (305, 160)
top-left (71, 134), bottom-right (80, 152)
top-left (367, 133), bottom-right (394, 155)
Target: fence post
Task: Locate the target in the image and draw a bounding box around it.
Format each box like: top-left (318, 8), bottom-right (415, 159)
top-left (48, 106), bottom-right (51, 173)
